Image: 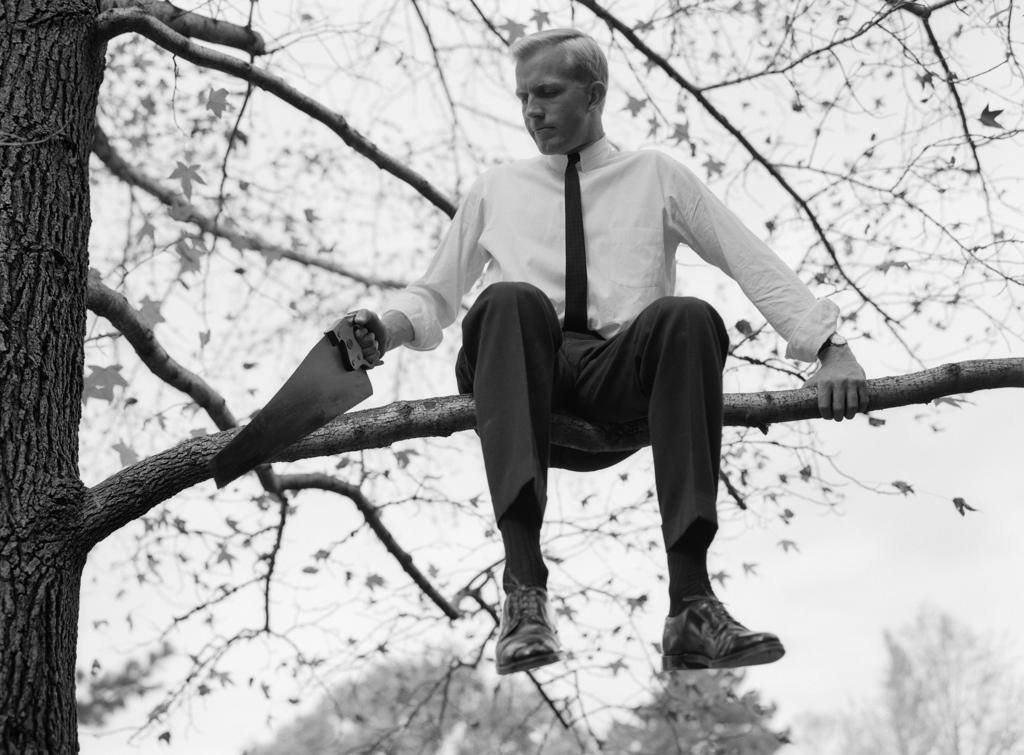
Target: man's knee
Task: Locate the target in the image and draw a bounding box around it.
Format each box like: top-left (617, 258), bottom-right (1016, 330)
top-left (641, 296), bottom-right (729, 354)
top-left (475, 281), bottom-right (548, 310)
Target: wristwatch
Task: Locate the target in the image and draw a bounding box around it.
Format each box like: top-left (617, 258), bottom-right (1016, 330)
top-left (818, 332), bottom-right (848, 357)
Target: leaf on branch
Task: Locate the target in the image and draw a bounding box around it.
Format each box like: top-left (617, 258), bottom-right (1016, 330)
top-left (710, 570), bottom-right (730, 587)
top-left (168, 199), bottom-right (193, 223)
top-left (702, 155), bottom-right (725, 179)
top-left (158, 731), bottom-right (171, 745)
top-left (979, 105), bottom-right (1004, 129)
top-left (112, 442), bottom-right (139, 465)
top-left (916, 71), bottom-right (935, 89)
top-left (626, 594), bottom-right (648, 614)
top-left (530, 9), bottom-right (550, 30)
top-left (735, 319), bottom-right (754, 338)
top-left (952, 497), bottom-right (978, 516)
top-left (394, 448), bottom-right (419, 469)
top-left (876, 260), bottom-right (911, 274)
top-left (175, 238), bottom-right (202, 275)
top-left (499, 18), bottom-right (526, 42)
top-left (215, 546), bottom-right (235, 567)
top-left (623, 94), bottom-right (647, 117)
top-left (892, 480), bottom-right (915, 496)
top-left (83, 364), bottom-right (128, 403)
top-left (137, 296), bottom-right (165, 328)
top-left (365, 573), bottom-right (385, 590)
top-left (867, 415), bottom-right (887, 427)
top-left (742, 562), bottom-right (758, 576)
top-left (206, 87), bottom-right (231, 119)
top-left (135, 220), bottom-right (156, 245)
top-left (778, 539), bottom-right (799, 554)
top-left (169, 161), bottom-right (206, 200)
top-left (670, 122), bottom-right (690, 144)
top-left (933, 395), bottom-right (972, 408)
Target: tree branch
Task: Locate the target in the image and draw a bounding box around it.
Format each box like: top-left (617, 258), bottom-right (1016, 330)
top-left (91, 125), bottom-right (403, 288)
top-left (95, 7), bottom-right (457, 218)
top-left (86, 268), bottom-right (238, 431)
top-left (87, 274), bottom-right (460, 622)
top-left (99, 0), bottom-right (266, 55)
top-left (278, 473), bottom-right (462, 620)
top-left (86, 267), bottom-right (284, 498)
top-left (80, 358), bottom-right (1024, 544)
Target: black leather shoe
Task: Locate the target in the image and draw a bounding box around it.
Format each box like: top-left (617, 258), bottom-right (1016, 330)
top-left (662, 596), bottom-right (785, 671)
top-left (496, 585), bottom-right (562, 675)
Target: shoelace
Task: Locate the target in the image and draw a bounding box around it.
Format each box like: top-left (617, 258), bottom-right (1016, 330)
top-left (701, 597), bottom-right (743, 630)
top-left (509, 587), bottom-right (547, 624)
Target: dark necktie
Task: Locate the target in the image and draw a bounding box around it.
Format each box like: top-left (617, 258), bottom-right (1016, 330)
top-left (563, 152), bottom-right (588, 333)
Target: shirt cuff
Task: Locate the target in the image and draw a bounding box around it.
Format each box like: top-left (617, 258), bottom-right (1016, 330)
top-left (783, 298), bottom-right (840, 363)
top-left (382, 289), bottom-right (443, 351)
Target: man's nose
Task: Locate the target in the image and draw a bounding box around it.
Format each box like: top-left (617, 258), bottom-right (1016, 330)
top-left (524, 96), bottom-right (544, 119)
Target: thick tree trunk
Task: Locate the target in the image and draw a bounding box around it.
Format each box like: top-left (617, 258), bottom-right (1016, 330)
top-left (0, 550), bottom-right (87, 754)
top-left (0, 0), bottom-right (104, 752)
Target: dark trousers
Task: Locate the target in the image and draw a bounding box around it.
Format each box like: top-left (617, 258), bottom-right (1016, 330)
top-left (455, 282), bottom-right (729, 550)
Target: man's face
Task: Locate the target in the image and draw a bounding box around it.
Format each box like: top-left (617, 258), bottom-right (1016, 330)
top-left (514, 47), bottom-right (604, 155)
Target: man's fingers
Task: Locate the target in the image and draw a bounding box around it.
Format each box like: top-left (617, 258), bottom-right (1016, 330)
top-left (818, 383), bottom-right (834, 420)
top-left (844, 382), bottom-right (860, 420)
top-left (858, 381), bottom-right (869, 414)
top-left (832, 383), bottom-right (847, 422)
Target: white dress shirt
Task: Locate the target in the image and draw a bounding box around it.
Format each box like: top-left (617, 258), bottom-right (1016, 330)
top-left (384, 137), bottom-right (838, 363)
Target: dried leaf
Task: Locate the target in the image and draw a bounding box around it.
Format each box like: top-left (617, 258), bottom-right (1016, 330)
top-left (206, 87), bottom-right (231, 118)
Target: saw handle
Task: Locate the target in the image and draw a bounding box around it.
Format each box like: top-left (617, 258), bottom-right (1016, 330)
top-left (325, 315), bottom-right (384, 371)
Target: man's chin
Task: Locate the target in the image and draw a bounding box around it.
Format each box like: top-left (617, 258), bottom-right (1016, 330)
top-left (532, 133), bottom-right (563, 154)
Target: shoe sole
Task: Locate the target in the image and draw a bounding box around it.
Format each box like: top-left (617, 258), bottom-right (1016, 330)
top-left (496, 650), bottom-right (563, 675)
top-left (661, 639), bottom-right (785, 671)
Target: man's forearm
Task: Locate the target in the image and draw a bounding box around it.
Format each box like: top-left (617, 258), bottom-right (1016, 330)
top-left (382, 310), bottom-right (415, 352)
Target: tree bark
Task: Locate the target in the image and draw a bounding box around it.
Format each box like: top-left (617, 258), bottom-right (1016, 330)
top-left (0, 1), bottom-right (104, 751)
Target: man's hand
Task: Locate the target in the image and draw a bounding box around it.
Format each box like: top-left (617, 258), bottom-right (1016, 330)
top-left (348, 309), bottom-right (387, 368)
top-left (803, 343), bottom-right (868, 421)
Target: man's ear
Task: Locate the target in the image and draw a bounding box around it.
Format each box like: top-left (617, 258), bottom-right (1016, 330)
top-left (586, 80), bottom-right (607, 112)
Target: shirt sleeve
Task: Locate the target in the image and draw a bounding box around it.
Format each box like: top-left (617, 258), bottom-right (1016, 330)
top-left (382, 177), bottom-right (490, 350)
top-left (664, 160), bottom-right (838, 363)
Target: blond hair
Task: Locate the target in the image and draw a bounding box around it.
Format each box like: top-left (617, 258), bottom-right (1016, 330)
top-left (509, 28), bottom-right (608, 88)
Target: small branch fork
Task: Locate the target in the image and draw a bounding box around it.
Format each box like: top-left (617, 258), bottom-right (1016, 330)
top-left (95, 8), bottom-right (456, 218)
top-left (279, 473), bottom-right (461, 620)
top-left (91, 125), bottom-right (404, 288)
top-left (99, 0), bottom-right (266, 55)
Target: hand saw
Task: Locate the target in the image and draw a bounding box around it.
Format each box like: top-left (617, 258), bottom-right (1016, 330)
top-left (210, 315), bottom-right (382, 488)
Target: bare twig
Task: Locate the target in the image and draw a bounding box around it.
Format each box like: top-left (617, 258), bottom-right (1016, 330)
top-left (96, 8), bottom-right (457, 218)
top-left (278, 473), bottom-right (462, 620)
top-left (91, 125), bottom-right (404, 288)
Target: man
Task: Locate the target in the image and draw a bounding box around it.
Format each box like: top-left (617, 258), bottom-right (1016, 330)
top-left (350, 28), bottom-right (867, 674)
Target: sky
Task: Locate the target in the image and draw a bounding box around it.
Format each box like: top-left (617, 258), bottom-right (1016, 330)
top-left (73, 2), bottom-right (1023, 753)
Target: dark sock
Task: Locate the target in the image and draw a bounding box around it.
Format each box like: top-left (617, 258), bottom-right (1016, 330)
top-left (498, 489), bottom-right (548, 592)
top-left (667, 521), bottom-right (716, 616)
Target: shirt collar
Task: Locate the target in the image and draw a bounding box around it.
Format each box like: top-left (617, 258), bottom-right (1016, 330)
top-left (543, 136), bottom-right (613, 173)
